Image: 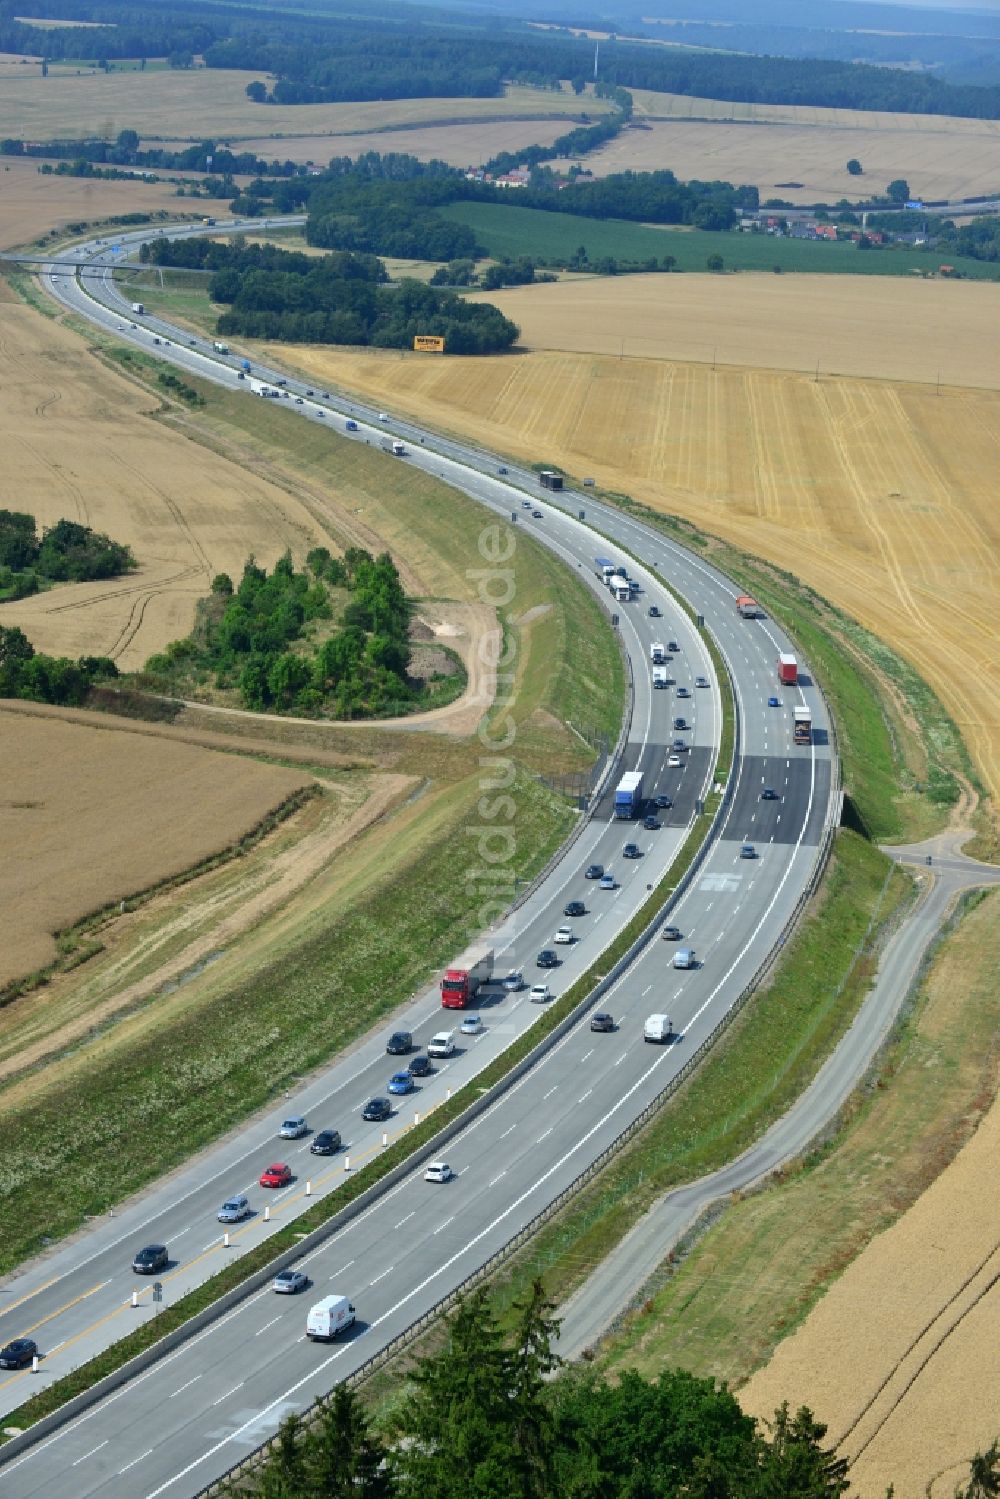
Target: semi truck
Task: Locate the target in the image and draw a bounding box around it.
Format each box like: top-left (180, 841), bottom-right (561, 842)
top-left (652, 666), bottom-right (668, 689)
top-left (391, 440), bottom-right (406, 456)
top-left (778, 653), bottom-right (798, 686)
top-left (735, 594), bottom-right (760, 618)
top-left (608, 575), bottom-right (631, 602)
top-left (614, 770), bottom-right (644, 820)
top-left (249, 378), bottom-right (280, 398)
top-left (213, 340), bottom-right (229, 354)
top-left (130, 302), bottom-right (144, 314)
top-left (650, 642), bottom-right (666, 664)
top-left (240, 359), bottom-right (251, 373)
top-left (595, 557), bottom-right (617, 581)
top-left (306, 1295), bottom-right (356, 1342)
top-left (441, 944), bottom-right (494, 1008)
top-left (794, 705), bottom-right (812, 744)
top-left (539, 470), bottom-right (564, 490)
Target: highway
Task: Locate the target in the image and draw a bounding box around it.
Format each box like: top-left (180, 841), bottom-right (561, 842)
top-left (0, 223), bottom-right (835, 1496)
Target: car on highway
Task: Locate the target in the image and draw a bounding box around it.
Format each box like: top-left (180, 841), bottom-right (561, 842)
top-left (386, 1031), bottom-right (412, 1055)
top-left (425, 1161), bottom-right (453, 1183)
top-left (295, 396), bottom-right (304, 404)
top-left (677, 686), bottom-right (691, 698)
top-left (564, 900), bottom-right (586, 917)
top-left (260, 1163), bottom-right (292, 1189)
top-left (322, 391), bottom-right (331, 398)
top-left (378, 411), bottom-right (389, 421)
top-left (460, 1014), bottom-right (483, 1035)
top-left (522, 499), bottom-right (532, 508)
top-left (132, 1244), bottom-right (169, 1274)
top-left (648, 605), bottom-right (661, 617)
top-left (362, 1097), bottom-right (392, 1121)
top-left (673, 717), bottom-right (687, 730)
top-left (502, 970), bottom-right (524, 991)
top-left (387, 1071), bottom-right (414, 1095)
top-left (130, 321), bottom-right (137, 328)
top-left (305, 389), bottom-right (314, 396)
top-left (427, 1031), bottom-right (455, 1058)
top-left (655, 794), bottom-right (673, 809)
top-left (279, 1116), bottom-right (308, 1139)
top-left (768, 695), bottom-right (781, 707)
top-left (536, 948), bottom-right (559, 968)
top-left (188, 338), bottom-right (196, 346)
top-left (532, 510), bottom-right (543, 519)
top-left (273, 1269), bottom-right (310, 1295)
top-left (622, 842), bottom-right (641, 859)
top-left (310, 1129), bottom-right (342, 1154)
top-left (761, 787), bottom-right (779, 800)
top-left (217, 1194), bottom-right (251, 1223)
top-left (529, 983), bottom-right (552, 1003)
top-left (643, 815), bottom-right (661, 831)
top-left (498, 465), bottom-right (508, 475)
top-left (276, 378), bottom-right (287, 387)
top-left (599, 871), bottom-right (616, 890)
top-left (0, 1338), bottom-right (38, 1369)
top-left (667, 755), bottom-right (682, 768)
top-left (671, 739), bottom-right (687, 753)
top-left (668, 640), bottom-right (679, 652)
top-left (590, 1012), bottom-right (615, 1033)
top-left (583, 477), bottom-right (595, 486)
top-left (740, 843), bottom-right (757, 859)
top-left (662, 924), bottom-right (683, 941)
top-left (695, 676), bottom-right (709, 688)
top-left (553, 925), bottom-right (574, 944)
top-left (408, 1055), bottom-right (432, 1077)
top-left (585, 863), bottom-right (604, 879)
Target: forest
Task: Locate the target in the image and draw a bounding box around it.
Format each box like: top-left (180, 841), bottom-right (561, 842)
top-left (140, 235), bottom-right (520, 353)
top-left (0, 625), bottom-right (118, 705)
top-left (4, 0), bottom-right (1000, 119)
top-left (143, 549), bottom-right (440, 719)
top-left (0, 511), bottom-right (136, 601)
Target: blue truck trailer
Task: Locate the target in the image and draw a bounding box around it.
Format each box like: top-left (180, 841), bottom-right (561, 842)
top-left (614, 771), bottom-right (644, 819)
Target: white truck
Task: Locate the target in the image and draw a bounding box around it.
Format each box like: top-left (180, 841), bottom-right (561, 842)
top-left (644, 1014), bottom-right (672, 1043)
top-left (391, 440), bottom-right (406, 456)
top-left (608, 575), bottom-right (631, 602)
top-left (650, 642), bottom-right (666, 664)
top-left (130, 302), bottom-right (144, 314)
top-left (306, 1294), bottom-right (356, 1341)
top-left (213, 340), bottom-right (229, 354)
top-left (652, 666), bottom-right (668, 689)
top-left (249, 378), bottom-right (280, 398)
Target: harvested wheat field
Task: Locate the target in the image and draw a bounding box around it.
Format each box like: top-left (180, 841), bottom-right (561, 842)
top-left (234, 116), bottom-right (575, 169)
top-left (280, 308), bottom-right (1000, 807)
top-left (741, 1097), bottom-right (1000, 1496)
top-left (550, 115), bottom-right (1000, 206)
top-left (0, 302), bottom-right (333, 664)
top-left (0, 707), bottom-right (310, 988)
top-left (0, 154), bottom-right (186, 248)
top-left (0, 72), bottom-right (608, 144)
top-left (629, 86), bottom-right (1000, 136)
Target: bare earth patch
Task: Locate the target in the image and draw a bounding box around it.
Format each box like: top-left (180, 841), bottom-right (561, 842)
top-left (0, 706), bottom-right (310, 989)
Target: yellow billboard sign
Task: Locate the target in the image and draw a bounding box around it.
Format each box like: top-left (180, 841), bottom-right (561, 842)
top-left (413, 334), bottom-right (445, 353)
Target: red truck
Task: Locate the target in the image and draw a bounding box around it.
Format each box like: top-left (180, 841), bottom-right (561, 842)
top-left (777, 653), bottom-right (798, 686)
top-left (441, 944), bottom-right (494, 1009)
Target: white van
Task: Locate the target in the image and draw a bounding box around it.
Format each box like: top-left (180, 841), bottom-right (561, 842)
top-left (644, 1014), bottom-right (672, 1043)
top-left (672, 948), bottom-right (696, 969)
top-left (427, 1030), bottom-right (456, 1057)
top-left (652, 666), bottom-right (668, 689)
top-left (306, 1294), bottom-right (356, 1341)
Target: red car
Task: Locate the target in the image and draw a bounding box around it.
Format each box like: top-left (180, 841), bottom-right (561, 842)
top-left (260, 1162), bottom-right (292, 1188)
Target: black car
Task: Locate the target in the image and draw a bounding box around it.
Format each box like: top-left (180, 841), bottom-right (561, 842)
top-left (532, 510), bottom-right (543, 519)
top-left (386, 1031), bottom-right (412, 1055)
top-left (622, 843), bottom-right (641, 859)
top-left (671, 739), bottom-right (687, 753)
top-left (498, 465), bottom-right (508, 474)
top-left (643, 815), bottom-right (661, 831)
top-left (673, 717), bottom-right (687, 731)
top-left (362, 1098), bottom-right (392, 1122)
top-left (132, 1244), bottom-right (168, 1275)
top-left (585, 863), bottom-right (604, 879)
top-left (310, 1129), bottom-right (342, 1154)
top-left (648, 605), bottom-right (661, 617)
top-left (0, 1338), bottom-right (38, 1369)
top-left (761, 787), bottom-right (779, 800)
top-left (564, 900), bottom-right (586, 917)
top-left (590, 1012), bottom-right (615, 1033)
top-left (408, 1054), bottom-right (433, 1078)
top-left (655, 794), bottom-right (672, 809)
top-left (536, 949), bottom-right (559, 968)
top-left (668, 640), bottom-right (679, 652)
top-left (305, 389), bottom-right (314, 396)
top-left (662, 925), bottom-right (682, 941)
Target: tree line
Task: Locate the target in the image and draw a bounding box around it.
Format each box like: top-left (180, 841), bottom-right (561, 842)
top-left (143, 549), bottom-right (425, 719)
top-left (0, 625), bottom-right (117, 705)
top-left (0, 511), bottom-right (135, 601)
top-left (1, 131), bottom-right (309, 181)
top-left (141, 234), bottom-right (520, 354)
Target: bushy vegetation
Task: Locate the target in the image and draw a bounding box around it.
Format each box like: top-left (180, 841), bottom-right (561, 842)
top-left (143, 548), bottom-right (433, 718)
top-left (140, 233), bottom-right (519, 352)
top-left (0, 625), bottom-right (117, 704)
top-left (241, 1283), bottom-right (853, 1498)
top-left (0, 510), bottom-right (135, 600)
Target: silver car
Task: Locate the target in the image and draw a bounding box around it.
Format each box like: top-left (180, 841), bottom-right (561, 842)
top-left (279, 1116), bottom-right (308, 1139)
top-left (217, 1194), bottom-right (251, 1223)
top-left (273, 1269), bottom-right (310, 1294)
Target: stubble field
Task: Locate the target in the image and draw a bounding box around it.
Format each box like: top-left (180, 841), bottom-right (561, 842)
top-left (0, 300), bottom-right (333, 664)
top-left (230, 117), bottom-right (575, 169)
top-left (0, 707), bottom-right (310, 988)
top-left (0, 155), bottom-right (186, 248)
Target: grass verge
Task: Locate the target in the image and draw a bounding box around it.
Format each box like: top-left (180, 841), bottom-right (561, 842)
top-left (593, 884), bottom-right (1000, 1389)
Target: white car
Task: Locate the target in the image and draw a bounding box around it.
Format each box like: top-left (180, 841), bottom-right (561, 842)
top-left (427, 1030), bottom-right (455, 1058)
top-left (424, 1161), bottom-right (454, 1183)
top-left (378, 411), bottom-right (390, 422)
top-left (667, 755), bottom-right (682, 768)
top-left (529, 983), bottom-right (552, 1004)
top-left (460, 1014), bottom-right (483, 1035)
top-left (553, 926), bottom-right (574, 944)
top-left (279, 1115), bottom-right (308, 1139)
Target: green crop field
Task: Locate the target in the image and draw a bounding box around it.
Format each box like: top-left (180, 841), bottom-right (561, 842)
top-left (440, 201), bottom-right (1000, 280)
